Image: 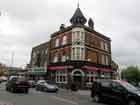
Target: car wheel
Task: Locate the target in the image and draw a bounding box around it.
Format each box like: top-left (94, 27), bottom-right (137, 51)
top-left (94, 94), bottom-right (101, 103)
top-left (36, 87), bottom-right (39, 91)
top-left (6, 87), bottom-right (8, 91)
top-left (10, 87), bottom-right (15, 93)
top-left (43, 87), bottom-right (47, 92)
top-left (24, 88), bottom-right (29, 94)
top-left (128, 100), bottom-right (137, 105)
top-left (56, 89), bottom-right (58, 93)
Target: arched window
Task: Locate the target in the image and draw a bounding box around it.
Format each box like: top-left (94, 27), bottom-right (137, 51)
top-left (62, 36), bottom-right (67, 45)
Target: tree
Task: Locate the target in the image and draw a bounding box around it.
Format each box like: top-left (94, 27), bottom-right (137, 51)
top-left (121, 66), bottom-right (140, 86)
top-left (0, 70), bottom-right (5, 76)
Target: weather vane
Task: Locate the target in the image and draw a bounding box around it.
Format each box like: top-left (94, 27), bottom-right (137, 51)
top-left (77, 0), bottom-right (80, 8)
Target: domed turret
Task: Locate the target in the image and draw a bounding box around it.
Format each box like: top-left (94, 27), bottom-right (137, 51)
top-left (70, 6), bottom-right (87, 25)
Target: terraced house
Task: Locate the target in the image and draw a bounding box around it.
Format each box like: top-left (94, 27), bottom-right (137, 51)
top-left (29, 6), bottom-right (118, 88)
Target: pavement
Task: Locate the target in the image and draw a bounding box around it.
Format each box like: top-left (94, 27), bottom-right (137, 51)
top-left (0, 82), bottom-right (106, 105)
top-left (59, 88), bottom-right (90, 96)
top-left (77, 90), bottom-right (91, 96)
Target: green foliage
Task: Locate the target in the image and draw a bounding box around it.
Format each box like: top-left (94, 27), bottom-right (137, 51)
top-left (121, 66), bottom-right (140, 86)
top-left (0, 70), bottom-right (5, 76)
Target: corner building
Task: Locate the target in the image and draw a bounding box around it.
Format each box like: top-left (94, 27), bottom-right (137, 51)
top-left (29, 6), bottom-right (118, 88)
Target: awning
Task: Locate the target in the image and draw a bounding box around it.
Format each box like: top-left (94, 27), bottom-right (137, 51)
top-left (82, 66), bottom-right (98, 71)
top-left (99, 68), bottom-right (112, 72)
top-left (27, 71), bottom-right (47, 75)
top-left (82, 66), bottom-right (112, 72)
top-left (48, 66), bottom-right (73, 71)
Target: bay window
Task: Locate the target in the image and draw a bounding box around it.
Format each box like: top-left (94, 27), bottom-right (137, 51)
top-left (72, 47), bottom-right (85, 60)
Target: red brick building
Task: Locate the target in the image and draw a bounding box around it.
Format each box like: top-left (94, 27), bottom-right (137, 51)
top-left (29, 6), bottom-right (118, 88)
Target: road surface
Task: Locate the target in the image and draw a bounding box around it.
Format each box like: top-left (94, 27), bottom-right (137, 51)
top-left (0, 82), bottom-right (106, 105)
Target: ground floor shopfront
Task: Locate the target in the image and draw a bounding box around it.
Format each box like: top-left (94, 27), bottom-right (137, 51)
top-left (28, 61), bottom-right (117, 88)
top-left (26, 67), bottom-right (47, 81)
top-left (47, 64), bottom-right (117, 88)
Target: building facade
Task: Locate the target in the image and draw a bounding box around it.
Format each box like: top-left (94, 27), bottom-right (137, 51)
top-left (29, 6), bottom-right (118, 88)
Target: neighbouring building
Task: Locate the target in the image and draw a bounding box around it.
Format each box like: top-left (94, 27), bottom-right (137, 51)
top-left (29, 6), bottom-right (118, 88)
top-left (28, 42), bottom-right (49, 80)
top-left (0, 63), bottom-right (26, 76)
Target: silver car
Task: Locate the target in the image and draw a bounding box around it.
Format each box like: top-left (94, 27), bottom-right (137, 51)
top-left (35, 80), bottom-right (58, 92)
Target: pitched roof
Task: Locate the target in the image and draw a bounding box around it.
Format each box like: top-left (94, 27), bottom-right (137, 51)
top-left (70, 7), bottom-right (87, 25)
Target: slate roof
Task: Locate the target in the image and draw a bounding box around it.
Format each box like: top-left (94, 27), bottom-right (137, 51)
top-left (70, 7), bottom-right (87, 25)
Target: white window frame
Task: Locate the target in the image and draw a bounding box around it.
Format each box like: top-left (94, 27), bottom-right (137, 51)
top-left (72, 47), bottom-right (85, 60)
top-left (32, 52), bottom-right (36, 58)
top-left (44, 61), bottom-right (47, 67)
top-left (53, 55), bottom-right (58, 63)
top-left (105, 56), bottom-right (109, 65)
top-left (105, 43), bottom-right (108, 51)
top-left (101, 54), bottom-right (105, 65)
top-left (72, 27), bottom-right (85, 45)
top-left (101, 41), bottom-right (104, 50)
top-left (62, 36), bottom-right (67, 45)
top-left (71, 28), bottom-right (85, 61)
top-left (55, 38), bottom-right (59, 47)
top-left (86, 71), bottom-right (97, 86)
top-left (61, 56), bottom-right (66, 62)
top-left (55, 71), bottom-right (67, 84)
top-left (45, 49), bottom-right (48, 55)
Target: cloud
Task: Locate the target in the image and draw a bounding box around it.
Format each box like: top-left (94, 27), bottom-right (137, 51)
top-left (0, 0), bottom-right (139, 67)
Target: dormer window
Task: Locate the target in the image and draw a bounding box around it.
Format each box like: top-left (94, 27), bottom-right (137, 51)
top-left (62, 36), bottom-right (67, 45)
top-left (55, 38), bottom-right (59, 47)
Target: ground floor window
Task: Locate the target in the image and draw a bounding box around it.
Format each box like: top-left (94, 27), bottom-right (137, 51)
top-left (100, 72), bottom-right (111, 79)
top-left (86, 71), bottom-right (97, 87)
top-left (55, 71), bottom-right (67, 84)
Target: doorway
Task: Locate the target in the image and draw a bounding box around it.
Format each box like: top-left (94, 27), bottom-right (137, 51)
top-left (72, 69), bottom-right (85, 88)
top-left (73, 71), bottom-right (82, 83)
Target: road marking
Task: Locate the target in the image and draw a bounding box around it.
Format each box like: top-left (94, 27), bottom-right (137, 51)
top-left (51, 96), bottom-right (78, 105)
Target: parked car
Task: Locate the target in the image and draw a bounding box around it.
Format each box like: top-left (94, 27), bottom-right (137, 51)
top-left (0, 76), bottom-right (8, 82)
top-left (28, 80), bottom-right (36, 88)
top-left (91, 79), bottom-right (140, 105)
top-left (6, 76), bottom-right (30, 93)
top-left (35, 80), bottom-right (58, 92)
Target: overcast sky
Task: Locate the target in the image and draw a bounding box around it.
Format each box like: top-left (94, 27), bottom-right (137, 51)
top-left (0, 0), bottom-right (139, 68)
